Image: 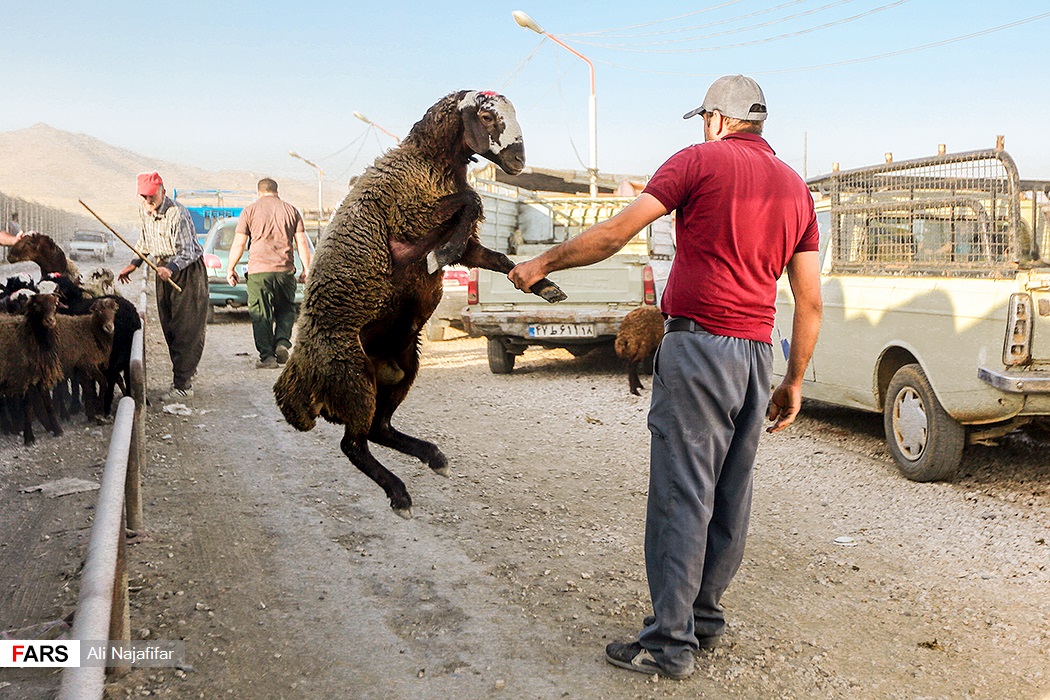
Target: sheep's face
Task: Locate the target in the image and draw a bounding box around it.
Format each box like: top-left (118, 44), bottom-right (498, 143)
top-left (27, 293), bottom-right (59, 329)
top-left (90, 298), bottom-right (119, 336)
top-left (459, 91), bottom-right (525, 175)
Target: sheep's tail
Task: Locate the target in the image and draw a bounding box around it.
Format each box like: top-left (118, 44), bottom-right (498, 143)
top-left (273, 354), bottom-right (318, 432)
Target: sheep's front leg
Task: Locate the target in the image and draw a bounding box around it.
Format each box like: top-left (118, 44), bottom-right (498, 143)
top-left (457, 237), bottom-right (567, 303)
top-left (388, 191), bottom-right (481, 273)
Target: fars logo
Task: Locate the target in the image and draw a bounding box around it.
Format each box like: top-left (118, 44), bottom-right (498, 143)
top-left (0, 640), bottom-right (81, 667)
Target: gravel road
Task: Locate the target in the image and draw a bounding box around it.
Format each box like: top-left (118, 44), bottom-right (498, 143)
top-left (2, 304), bottom-right (1048, 699)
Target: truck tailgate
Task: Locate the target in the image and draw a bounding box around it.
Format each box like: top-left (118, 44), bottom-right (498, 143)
top-left (475, 253), bottom-right (649, 307)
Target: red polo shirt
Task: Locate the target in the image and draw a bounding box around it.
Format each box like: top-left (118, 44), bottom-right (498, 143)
top-left (643, 132), bottom-right (818, 343)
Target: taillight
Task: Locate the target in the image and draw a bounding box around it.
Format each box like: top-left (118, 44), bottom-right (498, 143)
top-left (203, 253), bottom-right (222, 269)
top-left (1003, 292), bottom-right (1032, 366)
top-left (642, 264), bottom-right (656, 305)
top-left (467, 268), bottom-right (478, 305)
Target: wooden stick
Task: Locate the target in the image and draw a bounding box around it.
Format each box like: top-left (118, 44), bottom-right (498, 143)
top-left (78, 199), bottom-right (182, 293)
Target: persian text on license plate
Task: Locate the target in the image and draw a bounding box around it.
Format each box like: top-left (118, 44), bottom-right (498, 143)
top-left (528, 323), bottom-right (596, 338)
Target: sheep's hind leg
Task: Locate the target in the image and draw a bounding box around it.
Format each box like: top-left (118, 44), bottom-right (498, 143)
top-left (340, 428), bottom-right (413, 519)
top-left (628, 361), bottom-right (644, 396)
top-left (368, 417), bottom-right (449, 477)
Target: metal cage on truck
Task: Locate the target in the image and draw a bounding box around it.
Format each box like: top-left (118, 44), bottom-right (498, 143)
top-left (809, 144), bottom-right (1048, 277)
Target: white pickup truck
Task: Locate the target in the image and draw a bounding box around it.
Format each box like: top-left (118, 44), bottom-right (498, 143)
top-left (461, 184), bottom-right (659, 373)
top-left (68, 230), bottom-right (114, 261)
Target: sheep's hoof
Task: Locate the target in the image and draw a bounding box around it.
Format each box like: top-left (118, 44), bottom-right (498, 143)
top-left (393, 506), bottom-right (413, 520)
top-left (425, 251), bottom-right (441, 274)
top-left (433, 465), bottom-right (450, 478)
top-left (532, 278), bottom-right (567, 303)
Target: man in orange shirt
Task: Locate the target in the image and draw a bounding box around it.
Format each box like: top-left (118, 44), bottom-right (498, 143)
top-left (227, 178), bottom-right (313, 368)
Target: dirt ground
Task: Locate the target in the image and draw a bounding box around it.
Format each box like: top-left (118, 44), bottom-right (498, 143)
top-left (2, 296), bottom-right (1049, 699)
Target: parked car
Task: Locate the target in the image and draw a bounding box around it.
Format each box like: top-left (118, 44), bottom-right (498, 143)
top-left (68, 230), bottom-right (112, 261)
top-left (200, 217), bottom-right (313, 322)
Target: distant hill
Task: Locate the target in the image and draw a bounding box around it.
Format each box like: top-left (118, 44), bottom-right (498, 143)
top-left (0, 123), bottom-right (327, 231)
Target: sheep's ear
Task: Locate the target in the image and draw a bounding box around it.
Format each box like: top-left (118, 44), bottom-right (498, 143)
top-left (459, 93), bottom-right (490, 155)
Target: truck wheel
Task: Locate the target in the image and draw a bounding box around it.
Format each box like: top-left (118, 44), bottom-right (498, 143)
top-left (487, 336), bottom-right (515, 374)
top-left (206, 305), bottom-right (216, 324)
top-left (883, 363), bottom-right (964, 482)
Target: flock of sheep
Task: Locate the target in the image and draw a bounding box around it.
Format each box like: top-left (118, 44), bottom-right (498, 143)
top-left (0, 234), bottom-right (140, 444)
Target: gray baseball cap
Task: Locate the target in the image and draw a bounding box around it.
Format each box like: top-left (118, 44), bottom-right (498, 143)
top-left (683, 74), bottom-right (767, 121)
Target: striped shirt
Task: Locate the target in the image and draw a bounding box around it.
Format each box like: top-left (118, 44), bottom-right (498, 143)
top-left (135, 197), bottom-right (202, 272)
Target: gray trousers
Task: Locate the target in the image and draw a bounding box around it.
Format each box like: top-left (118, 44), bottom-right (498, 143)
top-left (156, 257), bottom-right (208, 390)
top-left (639, 323), bottom-right (772, 673)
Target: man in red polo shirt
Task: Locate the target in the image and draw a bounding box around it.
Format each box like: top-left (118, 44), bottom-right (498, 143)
top-left (509, 74), bottom-right (822, 680)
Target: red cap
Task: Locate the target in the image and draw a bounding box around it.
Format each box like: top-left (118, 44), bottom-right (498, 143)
top-left (136, 171), bottom-right (164, 197)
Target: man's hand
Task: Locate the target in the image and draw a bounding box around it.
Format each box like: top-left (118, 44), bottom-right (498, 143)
top-left (156, 267), bottom-right (173, 282)
top-left (226, 269), bottom-right (239, 287)
top-left (298, 269), bottom-right (308, 284)
top-left (508, 259), bottom-right (547, 293)
top-left (117, 264), bottom-right (137, 284)
top-left (766, 381), bottom-right (802, 433)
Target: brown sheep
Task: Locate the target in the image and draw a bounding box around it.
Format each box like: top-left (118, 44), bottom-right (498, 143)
top-left (7, 232), bottom-right (80, 280)
top-left (54, 297), bottom-right (118, 420)
top-left (615, 305), bottom-right (665, 395)
top-left (0, 293), bottom-right (64, 444)
top-left (274, 90), bottom-right (565, 518)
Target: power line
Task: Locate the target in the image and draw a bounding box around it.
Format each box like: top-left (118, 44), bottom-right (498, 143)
top-left (590, 9), bottom-right (1050, 76)
top-left (562, 0), bottom-right (747, 37)
top-left (572, 0), bottom-right (861, 47)
top-left (579, 0), bottom-right (911, 54)
top-left (576, 0), bottom-right (813, 41)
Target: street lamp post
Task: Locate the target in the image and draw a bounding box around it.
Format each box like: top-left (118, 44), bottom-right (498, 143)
top-left (288, 151), bottom-right (324, 238)
top-left (513, 10), bottom-right (598, 198)
top-left (353, 111), bottom-right (401, 143)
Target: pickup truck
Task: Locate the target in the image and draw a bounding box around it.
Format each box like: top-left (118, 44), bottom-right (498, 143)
top-left (461, 185), bottom-right (658, 373)
top-left (68, 230), bottom-right (113, 261)
top-left (773, 143), bottom-right (1050, 481)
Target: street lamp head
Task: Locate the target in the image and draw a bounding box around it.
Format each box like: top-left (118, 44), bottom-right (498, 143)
top-left (353, 111), bottom-right (369, 124)
top-left (512, 10), bottom-right (544, 34)
top-left (288, 150), bottom-right (300, 158)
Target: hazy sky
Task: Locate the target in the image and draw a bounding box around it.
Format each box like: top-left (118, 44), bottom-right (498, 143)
top-left (3, 1), bottom-right (1049, 186)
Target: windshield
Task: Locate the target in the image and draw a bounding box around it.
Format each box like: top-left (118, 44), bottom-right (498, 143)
top-left (73, 231), bottom-right (105, 242)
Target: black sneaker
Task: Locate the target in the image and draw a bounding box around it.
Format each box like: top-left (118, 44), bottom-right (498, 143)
top-left (256, 357), bottom-right (279, 369)
top-left (604, 641), bottom-right (694, 680)
top-left (275, 344), bottom-right (290, 364)
top-left (642, 615), bottom-right (721, 649)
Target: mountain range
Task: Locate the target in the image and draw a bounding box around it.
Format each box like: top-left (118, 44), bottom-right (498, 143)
top-left (0, 124), bottom-right (327, 230)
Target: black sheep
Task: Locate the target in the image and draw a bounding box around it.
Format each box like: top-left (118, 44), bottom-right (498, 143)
top-left (274, 90), bottom-right (564, 517)
top-left (48, 273), bottom-right (141, 416)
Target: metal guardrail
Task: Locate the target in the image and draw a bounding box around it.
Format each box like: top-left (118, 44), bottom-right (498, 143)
top-left (58, 274), bottom-right (149, 699)
top-left (56, 397), bottom-right (135, 699)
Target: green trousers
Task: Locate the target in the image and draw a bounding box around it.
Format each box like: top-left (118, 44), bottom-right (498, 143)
top-left (246, 271), bottom-right (297, 361)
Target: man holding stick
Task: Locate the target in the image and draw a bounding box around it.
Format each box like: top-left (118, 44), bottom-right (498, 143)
top-left (118, 171), bottom-right (208, 400)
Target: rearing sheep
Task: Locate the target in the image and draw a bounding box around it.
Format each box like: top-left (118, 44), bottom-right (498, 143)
top-left (274, 90), bottom-right (564, 518)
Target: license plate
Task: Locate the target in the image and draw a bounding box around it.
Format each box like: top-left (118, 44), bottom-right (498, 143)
top-left (528, 323), bottom-right (596, 338)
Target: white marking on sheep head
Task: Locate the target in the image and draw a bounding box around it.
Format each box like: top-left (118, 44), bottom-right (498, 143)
top-left (459, 91), bottom-right (525, 175)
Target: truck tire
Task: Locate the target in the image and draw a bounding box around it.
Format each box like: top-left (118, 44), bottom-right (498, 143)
top-left (883, 363), bottom-right (964, 482)
top-left (487, 336), bottom-right (515, 374)
top-left (206, 304), bottom-right (216, 324)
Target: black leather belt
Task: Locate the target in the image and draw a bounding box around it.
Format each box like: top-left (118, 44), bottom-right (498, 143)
top-left (664, 317), bottom-right (705, 333)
